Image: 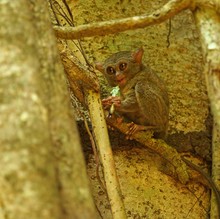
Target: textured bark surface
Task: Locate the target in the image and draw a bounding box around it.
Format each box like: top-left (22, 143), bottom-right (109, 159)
top-left (0, 1), bottom-right (97, 219)
top-left (0, 1), bottom-right (60, 218)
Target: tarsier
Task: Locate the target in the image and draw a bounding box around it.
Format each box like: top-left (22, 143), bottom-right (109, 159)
top-left (95, 47), bottom-right (169, 139)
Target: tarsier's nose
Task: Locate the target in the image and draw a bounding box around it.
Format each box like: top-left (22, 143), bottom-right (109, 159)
top-left (115, 71), bottom-right (121, 76)
top-left (116, 71), bottom-right (124, 79)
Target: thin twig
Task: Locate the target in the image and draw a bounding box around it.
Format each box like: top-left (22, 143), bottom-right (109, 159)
top-left (166, 18), bottom-right (172, 48)
top-left (185, 188), bottom-right (208, 218)
top-left (83, 116), bottom-right (106, 192)
top-left (183, 157), bottom-right (220, 217)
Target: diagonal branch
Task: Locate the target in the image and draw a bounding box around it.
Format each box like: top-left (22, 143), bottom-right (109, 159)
top-left (106, 115), bottom-right (190, 184)
top-left (106, 115), bottom-right (216, 188)
top-left (53, 0), bottom-right (192, 39)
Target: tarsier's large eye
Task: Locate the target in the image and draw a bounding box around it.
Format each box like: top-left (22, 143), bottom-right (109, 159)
top-left (106, 66), bottom-right (116, 75)
top-left (119, 62), bottom-right (127, 71)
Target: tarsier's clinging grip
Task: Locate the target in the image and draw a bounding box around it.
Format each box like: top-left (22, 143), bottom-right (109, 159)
top-left (95, 47), bottom-right (169, 138)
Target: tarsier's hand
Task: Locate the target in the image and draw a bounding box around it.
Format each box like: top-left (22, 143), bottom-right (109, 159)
top-left (102, 96), bottom-right (121, 109)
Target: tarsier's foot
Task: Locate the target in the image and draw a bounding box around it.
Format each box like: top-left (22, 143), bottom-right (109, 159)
top-left (125, 122), bottom-right (145, 140)
top-left (126, 122), bottom-right (155, 140)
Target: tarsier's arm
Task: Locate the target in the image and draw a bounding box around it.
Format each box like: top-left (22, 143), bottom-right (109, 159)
top-left (117, 92), bottom-right (138, 113)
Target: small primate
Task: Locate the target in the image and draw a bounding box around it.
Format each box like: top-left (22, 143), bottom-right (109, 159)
top-left (95, 47), bottom-right (169, 139)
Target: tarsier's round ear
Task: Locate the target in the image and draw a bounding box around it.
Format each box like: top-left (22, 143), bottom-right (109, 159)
top-left (95, 62), bottom-right (104, 73)
top-left (132, 47), bottom-right (144, 64)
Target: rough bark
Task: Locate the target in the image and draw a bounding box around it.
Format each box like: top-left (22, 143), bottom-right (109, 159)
top-left (0, 0), bottom-right (97, 219)
top-left (212, 124), bottom-right (220, 218)
top-left (0, 1), bottom-right (60, 218)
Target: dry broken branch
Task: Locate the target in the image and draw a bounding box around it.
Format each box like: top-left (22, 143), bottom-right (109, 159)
top-left (57, 42), bottom-right (99, 104)
top-left (53, 0), bottom-right (192, 39)
top-left (58, 43), bottom-right (99, 92)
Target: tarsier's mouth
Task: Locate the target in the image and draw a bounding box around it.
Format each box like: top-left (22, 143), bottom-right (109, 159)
top-left (116, 77), bottom-right (126, 85)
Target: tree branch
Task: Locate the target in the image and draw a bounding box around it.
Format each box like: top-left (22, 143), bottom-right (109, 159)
top-left (106, 115), bottom-right (190, 184)
top-left (106, 115), bottom-right (218, 189)
top-left (53, 0), bottom-right (191, 39)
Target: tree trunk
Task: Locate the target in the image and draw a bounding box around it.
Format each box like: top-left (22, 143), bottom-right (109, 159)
top-left (0, 1), bottom-right (97, 219)
top-left (193, 5), bottom-right (220, 219)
